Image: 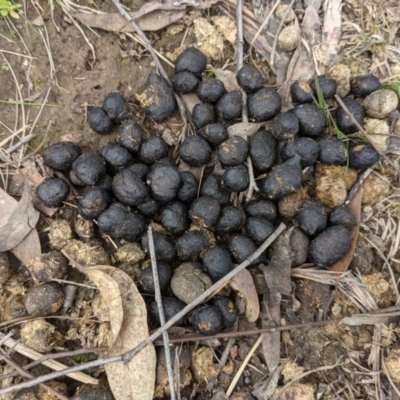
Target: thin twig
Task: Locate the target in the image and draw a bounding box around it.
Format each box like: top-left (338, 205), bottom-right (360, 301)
top-left (148, 226), bottom-right (176, 400)
top-left (226, 334), bottom-right (263, 397)
top-left (111, 0), bottom-right (189, 140)
top-left (251, 0), bottom-right (282, 45)
top-left (334, 95), bottom-right (400, 174)
top-left (0, 223), bottom-right (286, 396)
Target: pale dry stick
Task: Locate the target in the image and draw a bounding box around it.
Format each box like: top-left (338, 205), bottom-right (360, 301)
top-left (270, 0), bottom-right (296, 66)
top-left (0, 330), bottom-right (15, 346)
top-left (335, 95), bottom-right (400, 174)
top-left (0, 348), bottom-right (69, 400)
top-left (0, 126), bottom-right (31, 148)
top-left (52, 278), bottom-right (97, 289)
top-left (5, 133), bottom-right (34, 154)
top-left (148, 226), bottom-right (177, 400)
top-left (0, 332), bottom-right (99, 385)
top-left (236, 0), bottom-right (258, 201)
top-left (250, 0), bottom-right (282, 45)
top-left (226, 334), bottom-right (263, 397)
top-left (0, 223), bottom-right (286, 396)
top-left (111, 0), bottom-right (189, 140)
top-left (0, 346), bottom-right (108, 383)
top-left (271, 358), bottom-right (343, 400)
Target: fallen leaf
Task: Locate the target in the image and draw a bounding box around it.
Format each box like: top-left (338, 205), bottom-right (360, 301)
top-left (329, 188), bottom-right (362, 275)
top-left (86, 266), bottom-right (156, 400)
top-left (0, 181), bottom-right (40, 252)
top-left (252, 365), bottom-right (282, 400)
top-left (211, 68), bottom-right (241, 92)
top-left (230, 269), bottom-right (259, 323)
top-left (227, 122), bottom-right (267, 139)
top-left (180, 93), bottom-right (201, 114)
top-left (72, 0), bottom-right (219, 33)
top-left (0, 186), bottom-right (41, 264)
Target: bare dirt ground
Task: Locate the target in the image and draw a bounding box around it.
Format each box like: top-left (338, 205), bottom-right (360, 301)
top-left (1, 0), bottom-right (400, 399)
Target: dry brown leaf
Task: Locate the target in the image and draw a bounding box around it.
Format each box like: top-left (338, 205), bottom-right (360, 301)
top-left (180, 93), bottom-right (201, 114)
top-left (211, 68), bottom-right (241, 92)
top-left (227, 122), bottom-right (267, 139)
top-left (72, 0), bottom-right (218, 33)
top-left (329, 188), bottom-right (362, 274)
top-left (0, 186), bottom-right (41, 265)
top-left (229, 269), bottom-right (259, 322)
top-left (86, 266), bottom-right (156, 400)
top-left (0, 182), bottom-right (40, 252)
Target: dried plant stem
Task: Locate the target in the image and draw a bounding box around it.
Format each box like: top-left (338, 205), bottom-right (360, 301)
top-left (226, 334), bottom-right (263, 397)
top-left (148, 226), bottom-right (176, 400)
top-left (251, 0), bottom-right (281, 45)
top-left (0, 223), bottom-right (286, 396)
top-left (111, 0), bottom-right (188, 140)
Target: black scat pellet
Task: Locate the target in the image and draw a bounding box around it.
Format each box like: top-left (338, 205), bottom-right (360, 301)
top-left (248, 87), bottom-right (282, 121)
top-left (249, 130), bottom-right (277, 172)
top-left (223, 165), bottom-right (249, 192)
top-left (211, 296), bottom-right (238, 328)
top-left (147, 162), bottom-right (181, 202)
top-left (115, 211), bottom-right (146, 242)
top-left (349, 143), bottom-right (380, 169)
top-left (317, 135), bottom-right (347, 165)
top-left (151, 156), bottom-right (178, 169)
top-left (281, 137), bottom-right (319, 167)
top-left (94, 174), bottom-right (113, 192)
top-left (72, 154), bottom-right (106, 186)
top-left (196, 79), bottom-right (226, 104)
top-left (189, 196), bottom-right (221, 227)
top-left (160, 201), bottom-right (189, 235)
top-left (218, 136), bottom-right (249, 167)
top-left (290, 80), bottom-right (313, 104)
top-left (139, 136), bottom-right (169, 165)
top-left (118, 120), bottom-right (143, 154)
top-left (178, 171), bottom-right (199, 203)
top-left (102, 92), bottom-right (129, 123)
top-left (336, 97), bottom-right (365, 134)
top-left (309, 225), bottom-right (351, 268)
top-left (97, 203), bottom-right (126, 235)
top-left (176, 230), bottom-right (211, 259)
top-left (216, 205), bottom-right (244, 233)
top-left (78, 188), bottom-right (111, 220)
top-left (112, 169), bottom-right (149, 206)
top-left (149, 297), bottom-right (186, 326)
top-left (141, 73), bottom-right (177, 122)
top-left (189, 304), bottom-right (223, 335)
top-left (245, 200), bottom-right (276, 221)
top-left (292, 103), bottom-right (327, 138)
top-left (87, 107), bottom-right (113, 135)
top-left (236, 64), bottom-right (263, 94)
top-left (272, 111), bottom-right (299, 141)
top-left (330, 205), bottom-right (356, 230)
top-left (197, 123), bottom-right (229, 147)
top-left (258, 155), bottom-right (302, 200)
top-left (36, 178), bottom-right (70, 208)
top-left (178, 136), bottom-right (211, 167)
top-left (100, 145), bottom-right (132, 169)
top-left (140, 262), bottom-right (171, 294)
top-left (142, 231), bottom-right (176, 262)
top-left (227, 233), bottom-right (264, 265)
top-left (297, 201), bottom-right (328, 237)
top-left (216, 90), bottom-right (242, 122)
top-left (200, 174), bottom-right (230, 205)
top-left (173, 71), bottom-right (200, 94)
top-left (175, 47), bottom-right (207, 76)
top-left (137, 198), bottom-right (160, 217)
top-left (245, 217), bottom-right (275, 245)
top-left (351, 75), bottom-right (381, 97)
top-left (125, 163), bottom-right (149, 181)
top-left (309, 75), bottom-right (337, 99)
top-left (202, 246), bottom-right (234, 281)
top-left (192, 103), bottom-right (216, 129)
top-left (43, 142), bottom-right (81, 171)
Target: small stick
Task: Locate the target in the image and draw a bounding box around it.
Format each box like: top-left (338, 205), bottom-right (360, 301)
top-left (251, 0), bottom-right (282, 45)
top-left (0, 223), bottom-right (286, 396)
top-left (0, 349), bottom-right (69, 400)
top-left (111, 0), bottom-right (189, 140)
top-left (148, 226), bottom-right (176, 400)
top-left (334, 95), bottom-right (400, 173)
top-left (226, 333), bottom-right (263, 397)
top-left (5, 133), bottom-right (35, 154)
